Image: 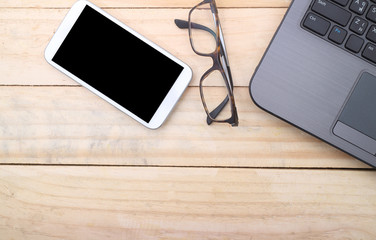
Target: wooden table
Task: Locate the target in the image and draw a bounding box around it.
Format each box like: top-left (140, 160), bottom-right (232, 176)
top-left (1, 0), bottom-right (376, 239)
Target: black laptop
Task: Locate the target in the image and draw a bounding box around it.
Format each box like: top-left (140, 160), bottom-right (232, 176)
top-left (250, 0), bottom-right (376, 167)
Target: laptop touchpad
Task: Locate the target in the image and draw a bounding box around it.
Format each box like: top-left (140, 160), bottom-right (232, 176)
top-left (333, 72), bottom-right (376, 156)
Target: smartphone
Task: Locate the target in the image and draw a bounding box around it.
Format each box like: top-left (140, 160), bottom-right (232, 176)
top-left (45, 0), bottom-right (192, 129)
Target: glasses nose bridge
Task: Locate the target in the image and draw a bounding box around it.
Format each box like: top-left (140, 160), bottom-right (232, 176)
top-left (191, 0), bottom-right (217, 22)
top-left (201, 0), bottom-right (218, 13)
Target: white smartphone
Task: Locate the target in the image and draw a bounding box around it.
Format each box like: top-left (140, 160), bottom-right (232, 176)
top-left (45, 0), bottom-right (192, 129)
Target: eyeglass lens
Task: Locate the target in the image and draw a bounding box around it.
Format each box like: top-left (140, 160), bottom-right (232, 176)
top-left (189, 3), bottom-right (218, 55)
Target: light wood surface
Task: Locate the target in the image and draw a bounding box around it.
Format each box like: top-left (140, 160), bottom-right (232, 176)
top-left (0, 0), bottom-right (292, 8)
top-left (1, 0), bottom-right (375, 239)
top-left (0, 86), bottom-right (358, 168)
top-left (1, 166), bottom-right (376, 240)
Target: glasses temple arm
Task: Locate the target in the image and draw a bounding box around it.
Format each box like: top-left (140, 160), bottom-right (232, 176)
top-left (174, 19), bottom-right (217, 39)
top-left (206, 95), bottom-right (228, 124)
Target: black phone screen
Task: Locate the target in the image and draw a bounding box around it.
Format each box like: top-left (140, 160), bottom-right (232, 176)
top-left (52, 5), bottom-right (184, 123)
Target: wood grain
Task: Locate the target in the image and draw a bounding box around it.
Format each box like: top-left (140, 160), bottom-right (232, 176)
top-left (0, 86), bottom-right (364, 168)
top-left (0, 0), bottom-right (292, 8)
top-left (0, 166), bottom-right (375, 240)
top-left (0, 8), bottom-right (286, 86)
top-left (1, 1), bottom-right (376, 239)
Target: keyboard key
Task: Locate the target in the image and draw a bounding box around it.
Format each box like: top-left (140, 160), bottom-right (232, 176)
top-left (349, 0), bottom-right (368, 15)
top-left (363, 43), bottom-right (376, 63)
top-left (301, 0), bottom-right (376, 67)
top-left (346, 34), bottom-right (364, 52)
top-left (367, 5), bottom-right (376, 22)
top-left (331, 0), bottom-right (349, 6)
top-left (349, 16), bottom-right (368, 34)
top-left (367, 25), bottom-right (376, 42)
top-left (312, 0), bottom-right (351, 26)
top-left (303, 13), bottom-right (330, 36)
top-left (329, 26), bottom-right (347, 43)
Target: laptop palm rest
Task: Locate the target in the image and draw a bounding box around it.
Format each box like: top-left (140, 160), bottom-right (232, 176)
top-left (333, 72), bottom-right (376, 156)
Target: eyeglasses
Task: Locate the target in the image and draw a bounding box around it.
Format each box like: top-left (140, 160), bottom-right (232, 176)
top-left (174, 0), bottom-right (238, 127)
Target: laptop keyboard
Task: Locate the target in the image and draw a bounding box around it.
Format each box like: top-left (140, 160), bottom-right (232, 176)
top-left (302, 0), bottom-right (376, 65)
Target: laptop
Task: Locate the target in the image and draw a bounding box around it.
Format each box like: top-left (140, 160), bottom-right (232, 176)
top-left (250, 0), bottom-right (376, 167)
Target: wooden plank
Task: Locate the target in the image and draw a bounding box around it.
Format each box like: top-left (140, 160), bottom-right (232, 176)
top-left (0, 166), bottom-right (375, 239)
top-left (0, 0), bottom-right (292, 8)
top-left (0, 8), bottom-right (286, 86)
top-left (0, 86), bottom-right (365, 168)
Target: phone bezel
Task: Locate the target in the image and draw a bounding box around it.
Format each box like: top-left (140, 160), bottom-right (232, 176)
top-left (45, 0), bottom-right (192, 129)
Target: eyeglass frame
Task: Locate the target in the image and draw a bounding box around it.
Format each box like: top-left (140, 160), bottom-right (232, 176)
top-left (174, 0), bottom-right (239, 127)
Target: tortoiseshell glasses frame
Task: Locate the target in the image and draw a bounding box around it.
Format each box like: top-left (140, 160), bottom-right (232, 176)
top-left (174, 0), bottom-right (238, 126)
